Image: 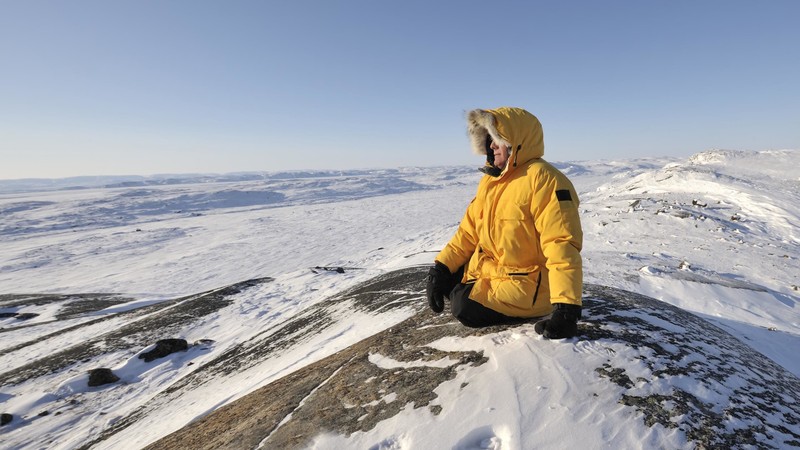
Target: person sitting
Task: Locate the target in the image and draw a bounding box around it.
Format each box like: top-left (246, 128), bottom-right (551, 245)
top-left (426, 107), bottom-right (583, 339)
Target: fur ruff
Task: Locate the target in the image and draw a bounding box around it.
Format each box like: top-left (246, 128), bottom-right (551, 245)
top-left (466, 109), bottom-right (511, 155)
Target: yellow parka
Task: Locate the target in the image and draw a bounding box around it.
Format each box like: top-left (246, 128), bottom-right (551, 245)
top-left (435, 107), bottom-right (583, 318)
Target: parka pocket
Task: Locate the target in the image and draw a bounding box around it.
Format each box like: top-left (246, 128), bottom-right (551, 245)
top-left (492, 272), bottom-right (538, 310)
top-left (494, 205), bottom-right (537, 263)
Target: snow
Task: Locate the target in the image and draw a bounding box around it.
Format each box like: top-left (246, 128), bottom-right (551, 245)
top-left (312, 327), bottom-right (687, 449)
top-left (1, 150), bottom-right (799, 449)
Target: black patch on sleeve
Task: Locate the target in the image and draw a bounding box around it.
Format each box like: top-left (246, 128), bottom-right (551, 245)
top-left (556, 189), bottom-right (573, 201)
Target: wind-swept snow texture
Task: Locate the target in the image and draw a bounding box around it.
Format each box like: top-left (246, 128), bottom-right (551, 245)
top-left (1, 150), bottom-right (798, 449)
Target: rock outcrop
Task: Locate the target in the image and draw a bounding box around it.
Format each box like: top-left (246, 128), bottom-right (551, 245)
top-left (145, 267), bottom-right (800, 450)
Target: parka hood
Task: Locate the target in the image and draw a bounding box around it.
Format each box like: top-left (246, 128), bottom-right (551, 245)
top-left (467, 107), bottom-right (545, 175)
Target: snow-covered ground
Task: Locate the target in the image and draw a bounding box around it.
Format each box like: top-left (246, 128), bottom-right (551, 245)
top-left (1, 149), bottom-right (798, 449)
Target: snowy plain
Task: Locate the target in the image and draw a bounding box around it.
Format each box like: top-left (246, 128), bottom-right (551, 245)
top-left (0, 149), bottom-right (798, 449)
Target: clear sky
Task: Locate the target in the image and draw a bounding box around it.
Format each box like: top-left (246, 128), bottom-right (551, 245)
top-left (1, 0), bottom-right (798, 179)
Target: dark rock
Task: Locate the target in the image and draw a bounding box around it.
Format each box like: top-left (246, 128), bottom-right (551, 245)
top-left (139, 339), bottom-right (189, 363)
top-left (0, 312), bottom-right (40, 320)
top-left (88, 368), bottom-right (120, 387)
top-left (15, 313), bottom-right (39, 320)
top-left (1, 413), bottom-right (12, 426)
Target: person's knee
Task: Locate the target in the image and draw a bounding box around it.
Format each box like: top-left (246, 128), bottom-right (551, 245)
top-left (449, 284), bottom-right (476, 324)
top-left (451, 303), bottom-right (480, 327)
top-left (451, 292), bottom-right (494, 328)
top-left (454, 314), bottom-right (483, 328)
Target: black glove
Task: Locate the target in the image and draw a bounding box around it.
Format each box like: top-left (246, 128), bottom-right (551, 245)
top-left (426, 262), bottom-right (452, 313)
top-left (534, 303), bottom-right (582, 339)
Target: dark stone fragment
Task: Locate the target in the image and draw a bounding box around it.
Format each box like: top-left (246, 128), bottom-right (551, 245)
top-left (15, 313), bottom-right (39, 320)
top-left (88, 368), bottom-right (120, 387)
top-left (1, 413), bottom-right (12, 426)
top-left (139, 339), bottom-right (189, 363)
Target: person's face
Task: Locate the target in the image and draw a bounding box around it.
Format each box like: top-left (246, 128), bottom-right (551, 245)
top-left (490, 140), bottom-right (510, 169)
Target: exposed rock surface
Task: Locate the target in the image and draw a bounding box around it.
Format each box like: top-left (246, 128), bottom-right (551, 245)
top-left (0, 277), bottom-right (272, 385)
top-left (145, 267), bottom-right (800, 450)
top-left (83, 267), bottom-right (434, 447)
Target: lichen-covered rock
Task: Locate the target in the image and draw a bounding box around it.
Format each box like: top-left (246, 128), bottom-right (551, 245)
top-left (582, 284), bottom-right (800, 449)
top-left (145, 268), bottom-right (799, 450)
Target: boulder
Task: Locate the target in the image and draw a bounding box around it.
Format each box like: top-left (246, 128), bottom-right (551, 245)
top-left (88, 368), bottom-right (120, 387)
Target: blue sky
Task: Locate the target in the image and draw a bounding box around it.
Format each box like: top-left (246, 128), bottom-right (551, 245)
top-left (1, 1), bottom-right (798, 179)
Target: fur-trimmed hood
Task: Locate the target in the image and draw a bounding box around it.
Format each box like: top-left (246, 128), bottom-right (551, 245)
top-left (466, 107), bottom-right (545, 174)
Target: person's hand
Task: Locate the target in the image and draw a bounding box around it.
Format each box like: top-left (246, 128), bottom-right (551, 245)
top-left (534, 303), bottom-right (582, 339)
top-left (426, 262), bottom-right (451, 313)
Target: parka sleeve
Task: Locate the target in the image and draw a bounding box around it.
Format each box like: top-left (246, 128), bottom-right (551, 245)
top-left (531, 169), bottom-right (583, 306)
top-left (434, 193), bottom-right (481, 274)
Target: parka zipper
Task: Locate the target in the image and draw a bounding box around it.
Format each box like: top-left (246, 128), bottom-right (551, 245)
top-left (531, 272), bottom-right (542, 307)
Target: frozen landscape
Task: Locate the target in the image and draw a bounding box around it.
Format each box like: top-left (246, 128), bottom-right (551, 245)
top-left (1, 149), bottom-right (799, 449)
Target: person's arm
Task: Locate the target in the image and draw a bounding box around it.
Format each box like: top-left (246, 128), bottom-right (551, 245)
top-left (531, 169), bottom-right (583, 306)
top-left (435, 185), bottom-right (483, 273)
top-left (427, 184), bottom-right (482, 313)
